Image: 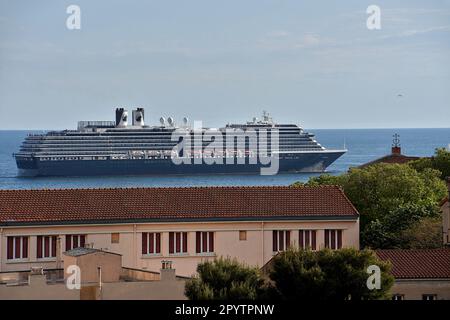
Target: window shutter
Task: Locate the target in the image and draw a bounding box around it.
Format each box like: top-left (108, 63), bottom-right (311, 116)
top-left (202, 232), bottom-right (207, 253)
top-left (286, 231), bottom-right (290, 249)
top-left (22, 237), bottom-right (28, 259)
top-left (15, 237), bottom-right (21, 259)
top-left (175, 233), bottom-right (181, 252)
top-left (142, 233), bottom-right (147, 254)
top-left (325, 230), bottom-right (329, 248)
top-left (311, 230), bottom-right (317, 250)
top-left (7, 237), bottom-right (13, 260)
top-left (169, 232), bottom-right (174, 254)
top-left (156, 233), bottom-right (161, 254)
top-left (44, 236), bottom-right (50, 257)
top-left (51, 236), bottom-right (57, 257)
top-left (278, 231), bottom-right (284, 251)
top-left (66, 235), bottom-right (71, 251)
top-left (37, 236), bottom-right (43, 259)
top-left (209, 232), bottom-right (214, 252)
top-left (273, 231), bottom-right (277, 252)
top-left (305, 230), bottom-right (310, 248)
top-left (183, 232), bottom-right (188, 253)
top-left (331, 230), bottom-right (336, 249)
top-left (299, 230), bottom-right (304, 249)
top-left (196, 232), bottom-right (201, 253)
top-left (337, 230), bottom-right (342, 249)
top-left (149, 232), bottom-right (154, 254)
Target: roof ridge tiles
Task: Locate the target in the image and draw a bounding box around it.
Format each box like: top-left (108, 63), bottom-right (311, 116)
top-left (0, 185), bottom-right (359, 226)
top-left (0, 185), bottom-right (342, 192)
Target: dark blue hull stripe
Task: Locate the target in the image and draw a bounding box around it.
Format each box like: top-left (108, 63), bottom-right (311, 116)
top-left (16, 152), bottom-right (345, 177)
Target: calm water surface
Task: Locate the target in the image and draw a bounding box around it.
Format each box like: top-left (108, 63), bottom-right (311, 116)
top-left (1, 129), bottom-right (449, 189)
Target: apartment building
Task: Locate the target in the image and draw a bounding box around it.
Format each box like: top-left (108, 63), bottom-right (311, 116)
top-left (0, 186), bottom-right (360, 277)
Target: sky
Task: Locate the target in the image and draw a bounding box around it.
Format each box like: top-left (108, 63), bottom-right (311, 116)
top-left (0, 0), bottom-right (449, 130)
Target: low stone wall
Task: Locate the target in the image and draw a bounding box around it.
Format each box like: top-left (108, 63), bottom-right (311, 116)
top-left (120, 267), bottom-right (160, 281)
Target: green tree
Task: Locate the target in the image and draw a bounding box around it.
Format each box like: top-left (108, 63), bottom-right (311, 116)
top-left (362, 203), bottom-right (439, 248)
top-left (268, 248), bottom-right (394, 300)
top-left (295, 163), bottom-right (447, 248)
top-left (398, 216), bottom-right (443, 249)
top-left (409, 148), bottom-right (450, 180)
top-left (185, 257), bottom-right (267, 300)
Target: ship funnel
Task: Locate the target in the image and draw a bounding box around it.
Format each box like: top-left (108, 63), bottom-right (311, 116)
top-left (132, 108), bottom-right (145, 126)
top-left (115, 108), bottom-right (128, 127)
top-left (167, 117), bottom-right (174, 126)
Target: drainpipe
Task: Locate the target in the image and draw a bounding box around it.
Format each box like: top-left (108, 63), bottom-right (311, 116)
top-left (97, 267), bottom-right (102, 300)
top-left (133, 224), bottom-right (137, 268)
top-left (261, 222), bottom-right (265, 267)
top-left (55, 236), bottom-right (62, 269)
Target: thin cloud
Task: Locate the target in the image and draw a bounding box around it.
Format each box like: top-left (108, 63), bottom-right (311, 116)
top-left (266, 30), bottom-right (291, 38)
top-left (380, 25), bottom-right (450, 39)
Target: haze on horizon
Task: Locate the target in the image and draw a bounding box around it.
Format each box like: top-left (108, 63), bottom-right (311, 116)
top-left (0, 0), bottom-right (449, 130)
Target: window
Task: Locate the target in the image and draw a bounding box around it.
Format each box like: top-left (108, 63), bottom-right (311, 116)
top-left (196, 232), bottom-right (214, 254)
top-left (65, 235), bottom-right (86, 251)
top-left (111, 233), bottom-right (120, 244)
top-left (422, 294), bottom-right (437, 301)
top-left (239, 231), bottom-right (247, 241)
top-left (142, 232), bottom-right (161, 255)
top-left (169, 232), bottom-right (188, 254)
top-left (272, 230), bottom-right (290, 252)
top-left (324, 229), bottom-right (343, 250)
top-left (299, 230), bottom-right (317, 250)
top-left (7, 236), bottom-right (28, 260)
top-left (37, 236), bottom-right (57, 259)
top-left (392, 294), bottom-right (404, 301)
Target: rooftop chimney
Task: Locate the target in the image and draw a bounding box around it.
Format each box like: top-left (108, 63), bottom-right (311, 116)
top-left (391, 133), bottom-right (401, 155)
top-left (160, 260), bottom-right (175, 282)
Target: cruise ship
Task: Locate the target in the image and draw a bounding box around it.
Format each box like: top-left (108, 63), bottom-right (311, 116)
top-left (14, 108), bottom-right (346, 176)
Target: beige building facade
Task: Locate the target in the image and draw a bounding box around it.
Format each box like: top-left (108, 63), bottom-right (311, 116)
top-left (0, 219), bottom-right (359, 277)
top-left (0, 186), bottom-right (360, 277)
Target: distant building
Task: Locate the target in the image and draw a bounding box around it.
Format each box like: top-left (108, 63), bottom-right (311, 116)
top-left (0, 247), bottom-right (187, 300)
top-left (0, 186), bottom-right (360, 277)
top-left (376, 248), bottom-right (450, 300)
top-left (358, 133), bottom-right (421, 169)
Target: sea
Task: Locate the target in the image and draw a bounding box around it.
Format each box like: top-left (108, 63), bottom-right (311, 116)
top-left (1, 128), bottom-right (449, 190)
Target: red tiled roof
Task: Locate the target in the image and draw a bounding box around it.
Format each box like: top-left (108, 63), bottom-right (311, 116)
top-left (376, 249), bottom-right (450, 279)
top-left (0, 186), bottom-right (358, 226)
top-left (358, 154), bottom-right (421, 168)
